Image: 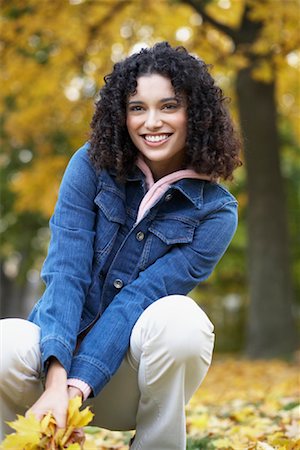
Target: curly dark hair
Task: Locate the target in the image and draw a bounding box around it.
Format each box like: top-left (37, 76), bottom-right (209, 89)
top-left (89, 42), bottom-right (242, 180)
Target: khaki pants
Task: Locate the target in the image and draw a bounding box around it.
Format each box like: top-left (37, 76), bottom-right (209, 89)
top-left (0, 295), bottom-right (214, 449)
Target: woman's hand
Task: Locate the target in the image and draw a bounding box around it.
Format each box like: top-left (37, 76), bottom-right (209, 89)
top-left (26, 357), bottom-right (69, 428)
top-left (27, 385), bottom-right (69, 428)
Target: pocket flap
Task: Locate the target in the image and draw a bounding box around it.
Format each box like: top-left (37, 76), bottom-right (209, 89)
top-left (149, 218), bottom-right (196, 245)
top-left (94, 189), bottom-right (126, 224)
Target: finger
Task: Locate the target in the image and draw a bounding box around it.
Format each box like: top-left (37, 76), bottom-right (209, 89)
top-left (25, 408), bottom-right (46, 421)
top-left (68, 386), bottom-right (83, 400)
top-left (69, 428), bottom-right (85, 445)
top-left (54, 411), bottom-right (67, 429)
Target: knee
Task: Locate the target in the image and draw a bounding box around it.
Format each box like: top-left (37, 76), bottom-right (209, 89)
top-left (134, 295), bottom-right (215, 367)
top-left (164, 296), bottom-right (214, 366)
top-left (0, 318), bottom-right (41, 381)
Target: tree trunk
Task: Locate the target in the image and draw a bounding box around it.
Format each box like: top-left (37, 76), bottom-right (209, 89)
top-left (236, 68), bottom-right (298, 357)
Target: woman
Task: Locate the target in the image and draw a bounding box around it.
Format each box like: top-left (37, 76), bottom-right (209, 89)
top-left (0, 42), bottom-right (241, 449)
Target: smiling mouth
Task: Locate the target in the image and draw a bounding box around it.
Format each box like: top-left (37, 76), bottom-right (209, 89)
top-left (142, 133), bottom-right (172, 143)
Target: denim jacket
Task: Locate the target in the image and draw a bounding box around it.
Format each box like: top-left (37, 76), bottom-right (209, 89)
top-left (29, 143), bottom-right (238, 396)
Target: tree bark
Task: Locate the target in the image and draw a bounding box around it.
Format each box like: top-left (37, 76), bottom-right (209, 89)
top-left (236, 69), bottom-right (298, 357)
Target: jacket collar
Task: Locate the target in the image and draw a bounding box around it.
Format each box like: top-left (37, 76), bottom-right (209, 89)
top-left (100, 166), bottom-right (208, 210)
top-left (172, 179), bottom-right (205, 210)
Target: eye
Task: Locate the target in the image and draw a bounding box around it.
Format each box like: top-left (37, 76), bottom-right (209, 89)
top-left (162, 103), bottom-right (178, 110)
top-left (128, 105), bottom-right (144, 112)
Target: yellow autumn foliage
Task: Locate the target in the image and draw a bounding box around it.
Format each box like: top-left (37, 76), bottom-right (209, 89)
top-left (0, 358), bottom-right (298, 449)
top-left (1, 0), bottom-right (299, 219)
top-left (81, 357), bottom-right (299, 450)
top-left (0, 396), bottom-right (93, 450)
top-left (10, 155), bottom-right (68, 218)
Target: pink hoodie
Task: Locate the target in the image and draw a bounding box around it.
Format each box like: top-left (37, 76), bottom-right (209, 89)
top-left (136, 157), bottom-right (212, 223)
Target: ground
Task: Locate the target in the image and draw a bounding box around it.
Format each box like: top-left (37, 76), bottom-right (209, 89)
top-left (83, 356), bottom-right (300, 450)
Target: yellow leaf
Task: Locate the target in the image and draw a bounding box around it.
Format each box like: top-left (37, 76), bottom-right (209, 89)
top-left (54, 427), bottom-right (66, 444)
top-left (0, 431), bottom-right (40, 450)
top-left (83, 436), bottom-right (98, 450)
top-left (68, 396), bottom-right (83, 418)
top-left (67, 396), bottom-right (94, 428)
top-left (6, 413), bottom-right (41, 434)
top-left (40, 411), bottom-right (56, 435)
top-left (1, 414), bottom-right (41, 449)
top-left (59, 397), bottom-right (93, 447)
top-left (213, 437), bottom-right (233, 448)
top-left (231, 406), bottom-right (256, 423)
top-left (0, 398), bottom-right (93, 450)
top-left (189, 413), bottom-right (210, 429)
top-left (75, 407), bottom-right (94, 428)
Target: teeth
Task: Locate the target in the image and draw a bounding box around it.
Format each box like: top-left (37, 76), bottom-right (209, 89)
top-left (144, 134), bottom-right (170, 142)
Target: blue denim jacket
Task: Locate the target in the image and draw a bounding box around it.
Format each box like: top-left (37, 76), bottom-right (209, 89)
top-left (29, 142), bottom-right (238, 396)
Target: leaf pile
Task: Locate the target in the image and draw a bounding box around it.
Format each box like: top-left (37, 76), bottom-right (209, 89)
top-left (82, 357), bottom-right (299, 450)
top-left (0, 396), bottom-right (93, 450)
top-left (1, 358), bottom-right (298, 449)
top-left (186, 357), bottom-right (299, 449)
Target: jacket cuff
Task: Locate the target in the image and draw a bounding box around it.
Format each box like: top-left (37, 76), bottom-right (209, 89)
top-left (68, 355), bottom-right (111, 396)
top-left (67, 378), bottom-right (92, 401)
top-left (41, 337), bottom-right (73, 373)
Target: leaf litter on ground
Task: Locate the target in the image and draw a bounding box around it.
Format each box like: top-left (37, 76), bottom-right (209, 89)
top-left (84, 356), bottom-right (300, 450)
top-left (1, 357), bottom-right (299, 449)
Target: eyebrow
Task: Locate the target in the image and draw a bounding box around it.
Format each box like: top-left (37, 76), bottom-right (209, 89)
top-left (127, 97), bottom-right (179, 105)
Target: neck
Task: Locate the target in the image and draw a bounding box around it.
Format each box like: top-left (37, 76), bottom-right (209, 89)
top-left (145, 156), bottom-right (185, 181)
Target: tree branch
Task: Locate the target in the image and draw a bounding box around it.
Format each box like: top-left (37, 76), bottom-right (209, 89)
top-left (88, 0), bottom-right (129, 36)
top-left (182, 0), bottom-right (238, 42)
top-left (75, 1), bottom-right (130, 68)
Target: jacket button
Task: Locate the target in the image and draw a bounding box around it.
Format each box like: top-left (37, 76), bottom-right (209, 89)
top-left (165, 193), bottom-right (173, 202)
top-left (113, 279), bottom-right (123, 289)
top-left (136, 231), bottom-right (145, 241)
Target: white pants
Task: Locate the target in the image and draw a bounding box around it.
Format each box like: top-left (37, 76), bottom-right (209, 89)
top-left (0, 295), bottom-right (214, 449)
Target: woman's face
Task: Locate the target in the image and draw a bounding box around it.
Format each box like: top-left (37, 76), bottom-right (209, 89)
top-left (126, 74), bottom-right (187, 180)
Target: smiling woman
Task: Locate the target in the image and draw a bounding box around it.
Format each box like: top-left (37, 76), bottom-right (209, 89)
top-left (89, 42), bottom-right (241, 182)
top-left (126, 74), bottom-right (187, 179)
top-left (0, 42), bottom-right (242, 450)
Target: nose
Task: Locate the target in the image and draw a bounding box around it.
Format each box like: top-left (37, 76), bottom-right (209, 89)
top-left (144, 109), bottom-right (163, 129)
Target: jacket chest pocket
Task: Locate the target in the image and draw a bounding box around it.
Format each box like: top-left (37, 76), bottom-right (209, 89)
top-left (139, 217), bottom-right (197, 270)
top-left (94, 188), bottom-right (126, 264)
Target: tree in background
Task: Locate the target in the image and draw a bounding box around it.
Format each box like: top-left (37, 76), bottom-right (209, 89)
top-left (1, 0), bottom-right (299, 356)
top-left (183, 0), bottom-right (299, 356)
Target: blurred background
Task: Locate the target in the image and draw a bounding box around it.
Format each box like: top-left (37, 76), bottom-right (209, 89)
top-left (1, 0), bottom-right (299, 358)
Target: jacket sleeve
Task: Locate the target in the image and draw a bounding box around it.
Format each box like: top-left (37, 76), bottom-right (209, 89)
top-left (68, 200), bottom-right (238, 395)
top-left (28, 144), bottom-right (98, 373)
